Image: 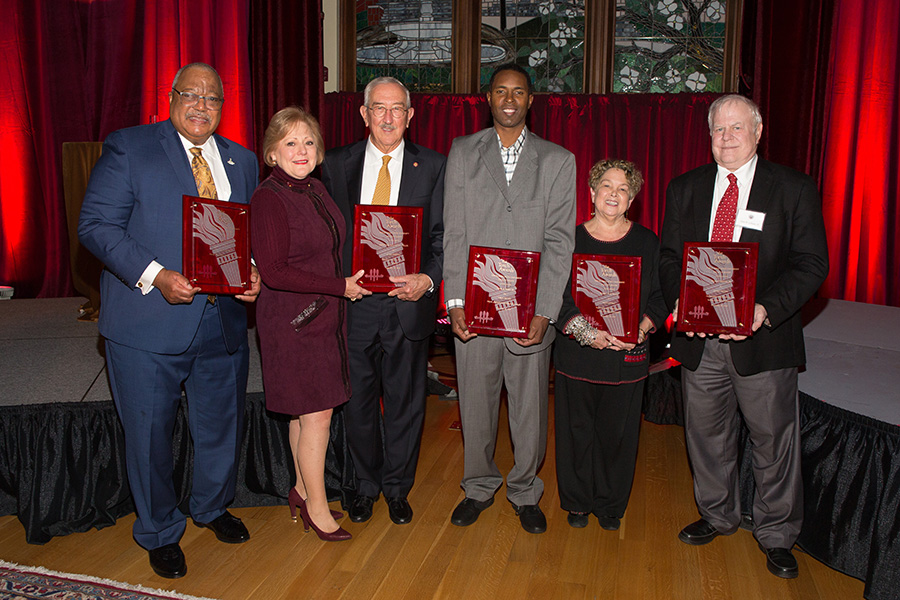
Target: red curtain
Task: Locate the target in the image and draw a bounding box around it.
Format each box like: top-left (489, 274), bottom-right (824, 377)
top-left (0, 0), bottom-right (252, 298)
top-left (250, 0), bottom-right (325, 166)
top-left (819, 1), bottom-right (900, 306)
top-left (323, 92), bottom-right (718, 232)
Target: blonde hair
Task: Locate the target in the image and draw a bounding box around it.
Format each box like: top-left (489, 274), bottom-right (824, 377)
top-left (588, 159), bottom-right (644, 198)
top-left (262, 106), bottom-right (325, 167)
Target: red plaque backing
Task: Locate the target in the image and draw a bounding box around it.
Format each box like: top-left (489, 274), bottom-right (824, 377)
top-left (678, 242), bottom-right (759, 335)
top-left (182, 195), bottom-right (250, 294)
top-left (352, 205), bottom-right (423, 293)
top-left (571, 254), bottom-right (642, 344)
top-left (464, 246), bottom-right (541, 338)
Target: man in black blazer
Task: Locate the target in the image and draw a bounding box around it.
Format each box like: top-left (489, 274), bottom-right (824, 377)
top-left (659, 95), bottom-right (828, 579)
top-left (321, 77), bottom-right (445, 525)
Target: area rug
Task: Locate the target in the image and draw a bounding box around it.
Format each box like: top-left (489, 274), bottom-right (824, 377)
top-left (0, 560), bottom-right (217, 600)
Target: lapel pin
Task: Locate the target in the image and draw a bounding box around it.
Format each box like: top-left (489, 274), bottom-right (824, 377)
top-left (227, 158), bottom-right (235, 165)
top-left (413, 162), bottom-right (419, 167)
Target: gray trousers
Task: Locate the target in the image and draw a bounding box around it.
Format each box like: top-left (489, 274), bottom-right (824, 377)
top-left (682, 340), bottom-right (802, 549)
top-left (455, 335), bottom-right (550, 506)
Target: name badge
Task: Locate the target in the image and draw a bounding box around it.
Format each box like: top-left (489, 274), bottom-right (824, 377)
top-left (736, 209), bottom-right (765, 231)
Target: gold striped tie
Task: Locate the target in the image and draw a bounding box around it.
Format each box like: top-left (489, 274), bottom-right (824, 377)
top-left (371, 155), bottom-right (391, 205)
top-left (190, 147), bottom-right (218, 199)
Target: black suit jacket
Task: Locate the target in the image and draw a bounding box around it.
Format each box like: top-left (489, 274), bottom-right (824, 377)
top-left (659, 158), bottom-right (829, 375)
top-left (321, 140), bottom-right (446, 341)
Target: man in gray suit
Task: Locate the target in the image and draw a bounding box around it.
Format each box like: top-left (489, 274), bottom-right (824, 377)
top-left (443, 63), bottom-right (576, 534)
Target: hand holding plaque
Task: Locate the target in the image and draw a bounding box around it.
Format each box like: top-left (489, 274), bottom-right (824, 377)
top-left (678, 242), bottom-right (758, 336)
top-left (464, 246), bottom-right (540, 338)
top-left (182, 195), bottom-right (251, 294)
top-left (352, 205), bottom-right (423, 293)
top-left (571, 254), bottom-right (642, 344)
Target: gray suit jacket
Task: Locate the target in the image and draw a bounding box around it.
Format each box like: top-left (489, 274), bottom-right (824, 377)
top-left (443, 128), bottom-right (576, 354)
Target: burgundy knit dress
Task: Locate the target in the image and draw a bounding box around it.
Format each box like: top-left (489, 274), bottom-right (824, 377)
top-left (251, 166), bottom-right (350, 415)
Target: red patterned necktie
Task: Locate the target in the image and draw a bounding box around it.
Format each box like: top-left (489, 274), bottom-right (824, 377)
top-left (710, 173), bottom-right (738, 242)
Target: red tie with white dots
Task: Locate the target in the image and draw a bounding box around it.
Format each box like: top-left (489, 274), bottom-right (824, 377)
top-left (711, 173), bottom-right (738, 242)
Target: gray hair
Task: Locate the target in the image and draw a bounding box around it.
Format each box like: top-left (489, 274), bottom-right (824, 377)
top-left (363, 77), bottom-right (411, 108)
top-left (708, 94), bottom-right (763, 133)
top-left (171, 62), bottom-right (223, 96)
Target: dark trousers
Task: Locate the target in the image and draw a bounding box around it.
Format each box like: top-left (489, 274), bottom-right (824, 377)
top-left (554, 374), bottom-right (644, 517)
top-left (682, 340), bottom-right (802, 549)
top-left (106, 302), bottom-right (247, 550)
top-left (345, 295), bottom-right (427, 498)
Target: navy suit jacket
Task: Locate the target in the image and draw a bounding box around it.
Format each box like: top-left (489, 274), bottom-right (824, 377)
top-left (321, 140), bottom-right (446, 341)
top-left (659, 158), bottom-right (829, 375)
top-left (79, 119), bottom-right (259, 354)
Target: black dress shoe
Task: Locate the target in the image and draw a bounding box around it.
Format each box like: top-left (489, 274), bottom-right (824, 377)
top-left (760, 545), bottom-right (799, 579)
top-left (386, 497), bottom-right (413, 524)
top-left (511, 503), bottom-right (547, 534)
top-left (349, 494), bottom-right (377, 523)
top-left (598, 515), bottom-right (620, 531)
top-left (450, 497), bottom-right (493, 526)
top-left (567, 512), bottom-right (589, 528)
top-left (194, 511), bottom-right (250, 544)
top-left (148, 543), bottom-right (186, 579)
top-left (678, 518), bottom-right (721, 545)
top-left (740, 513), bottom-right (756, 532)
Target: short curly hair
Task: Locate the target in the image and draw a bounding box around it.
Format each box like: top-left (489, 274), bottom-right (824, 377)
top-left (262, 106), bottom-right (325, 168)
top-left (588, 159), bottom-right (644, 199)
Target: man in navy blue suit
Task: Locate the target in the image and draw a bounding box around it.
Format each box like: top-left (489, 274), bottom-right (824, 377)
top-left (79, 63), bottom-right (260, 579)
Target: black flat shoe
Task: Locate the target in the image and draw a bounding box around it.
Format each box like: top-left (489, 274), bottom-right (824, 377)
top-left (194, 511), bottom-right (250, 544)
top-left (386, 497), bottom-right (413, 524)
top-left (759, 544), bottom-right (799, 579)
top-left (349, 494), bottom-right (377, 523)
top-left (450, 497), bottom-right (493, 526)
top-left (678, 518), bottom-right (721, 545)
top-left (598, 515), bottom-right (620, 530)
top-left (148, 543), bottom-right (186, 579)
top-left (511, 503), bottom-right (546, 534)
top-left (567, 512), bottom-right (589, 528)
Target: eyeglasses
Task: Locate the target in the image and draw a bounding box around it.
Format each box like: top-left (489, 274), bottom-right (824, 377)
top-left (172, 88), bottom-right (224, 110)
top-left (367, 105), bottom-right (408, 119)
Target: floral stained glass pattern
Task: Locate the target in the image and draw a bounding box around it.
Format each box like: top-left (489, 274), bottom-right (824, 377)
top-left (615, 0), bottom-right (727, 93)
top-left (356, 0), bottom-right (453, 93)
top-left (481, 1), bottom-right (585, 93)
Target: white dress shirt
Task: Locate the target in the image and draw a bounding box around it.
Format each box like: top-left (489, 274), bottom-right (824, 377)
top-left (708, 154), bottom-right (758, 242)
top-left (360, 138), bottom-right (404, 206)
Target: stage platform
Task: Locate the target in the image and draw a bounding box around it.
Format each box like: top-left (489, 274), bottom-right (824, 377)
top-left (1, 296), bottom-right (899, 600)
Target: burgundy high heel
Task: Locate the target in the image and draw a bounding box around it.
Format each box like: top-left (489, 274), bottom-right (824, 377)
top-left (298, 501), bottom-right (352, 542)
top-left (288, 488), bottom-right (344, 521)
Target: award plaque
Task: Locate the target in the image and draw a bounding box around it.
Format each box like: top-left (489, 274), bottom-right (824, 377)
top-left (352, 205), bottom-right (423, 292)
top-left (464, 246), bottom-right (541, 338)
top-left (678, 242), bottom-right (759, 335)
top-left (571, 254), bottom-right (642, 344)
top-left (182, 195), bottom-right (250, 294)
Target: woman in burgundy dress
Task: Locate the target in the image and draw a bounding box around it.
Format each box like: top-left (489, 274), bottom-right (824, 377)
top-left (251, 106), bottom-right (369, 541)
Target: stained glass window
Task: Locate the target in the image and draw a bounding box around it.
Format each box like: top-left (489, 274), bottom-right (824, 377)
top-left (481, 1), bottom-right (585, 92)
top-left (355, 0), bottom-right (453, 93)
top-left (614, 0), bottom-right (727, 93)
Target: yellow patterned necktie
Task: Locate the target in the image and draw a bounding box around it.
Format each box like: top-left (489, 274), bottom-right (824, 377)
top-left (371, 155), bottom-right (391, 205)
top-left (190, 147), bottom-right (218, 199)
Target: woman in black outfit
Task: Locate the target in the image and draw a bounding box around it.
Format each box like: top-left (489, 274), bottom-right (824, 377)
top-left (554, 159), bottom-right (668, 530)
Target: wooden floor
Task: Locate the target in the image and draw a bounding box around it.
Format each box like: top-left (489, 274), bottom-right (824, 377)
top-left (0, 353), bottom-right (864, 599)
